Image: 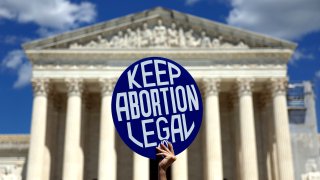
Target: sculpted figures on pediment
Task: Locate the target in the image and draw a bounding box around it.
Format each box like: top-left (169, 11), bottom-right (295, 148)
top-left (69, 42), bottom-right (82, 49)
top-left (126, 28), bottom-right (138, 47)
top-left (178, 27), bottom-right (186, 47)
top-left (69, 19), bottom-right (250, 49)
top-left (86, 40), bottom-right (98, 48)
top-left (212, 36), bottom-right (222, 48)
top-left (185, 29), bottom-right (200, 47)
top-left (236, 41), bottom-right (249, 49)
top-left (200, 31), bottom-right (212, 48)
top-left (97, 35), bottom-right (110, 48)
top-left (167, 23), bottom-right (179, 47)
top-left (141, 23), bottom-right (153, 47)
top-left (153, 19), bottom-right (167, 47)
top-left (110, 31), bottom-right (125, 48)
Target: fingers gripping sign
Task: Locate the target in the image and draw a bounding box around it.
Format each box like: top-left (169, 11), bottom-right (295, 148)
top-left (157, 140), bottom-right (170, 158)
top-left (111, 57), bottom-right (203, 159)
top-left (156, 141), bottom-right (176, 171)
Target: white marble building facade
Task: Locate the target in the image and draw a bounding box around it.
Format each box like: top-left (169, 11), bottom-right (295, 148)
top-left (288, 82), bottom-right (320, 180)
top-left (0, 135), bottom-right (28, 179)
top-left (0, 7), bottom-right (302, 180)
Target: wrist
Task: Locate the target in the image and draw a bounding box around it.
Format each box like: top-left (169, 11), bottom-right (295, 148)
top-left (158, 166), bottom-right (167, 174)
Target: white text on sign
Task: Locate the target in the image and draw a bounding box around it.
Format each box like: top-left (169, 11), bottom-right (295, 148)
top-left (115, 59), bottom-right (199, 148)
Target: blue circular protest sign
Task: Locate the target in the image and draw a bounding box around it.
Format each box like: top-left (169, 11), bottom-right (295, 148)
top-left (111, 57), bottom-right (203, 159)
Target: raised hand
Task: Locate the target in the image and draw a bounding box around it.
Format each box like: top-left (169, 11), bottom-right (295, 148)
top-left (156, 142), bottom-right (176, 171)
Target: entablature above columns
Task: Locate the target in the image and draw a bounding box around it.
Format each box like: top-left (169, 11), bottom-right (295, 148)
top-left (32, 65), bottom-right (288, 84)
top-left (99, 78), bottom-right (117, 97)
top-left (26, 49), bottom-right (293, 64)
top-left (34, 77), bottom-right (288, 95)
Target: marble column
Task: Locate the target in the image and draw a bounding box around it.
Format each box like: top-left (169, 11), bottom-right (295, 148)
top-left (237, 78), bottom-right (259, 180)
top-left (62, 78), bottom-right (83, 180)
top-left (26, 79), bottom-right (49, 180)
top-left (133, 153), bottom-right (149, 180)
top-left (98, 79), bottom-right (117, 180)
top-left (202, 78), bottom-right (223, 180)
top-left (172, 150), bottom-right (188, 180)
top-left (260, 91), bottom-right (279, 180)
top-left (270, 78), bottom-right (294, 180)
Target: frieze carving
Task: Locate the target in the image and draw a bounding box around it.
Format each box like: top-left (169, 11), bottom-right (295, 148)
top-left (65, 78), bottom-right (83, 96)
top-left (0, 165), bottom-right (22, 180)
top-left (202, 78), bottom-right (221, 97)
top-left (270, 78), bottom-right (287, 97)
top-left (32, 78), bottom-right (50, 97)
top-left (301, 159), bottom-right (320, 180)
top-left (236, 78), bottom-right (254, 96)
top-left (99, 78), bottom-right (117, 96)
top-left (0, 136), bottom-right (29, 151)
top-left (69, 19), bottom-right (249, 49)
top-left (33, 63), bottom-right (287, 71)
top-left (27, 49), bottom-right (292, 63)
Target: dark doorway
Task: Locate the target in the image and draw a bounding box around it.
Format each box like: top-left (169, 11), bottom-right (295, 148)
top-left (150, 158), bottom-right (171, 180)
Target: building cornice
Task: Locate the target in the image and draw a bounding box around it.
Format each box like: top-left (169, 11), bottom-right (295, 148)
top-left (0, 135), bottom-right (29, 151)
top-left (25, 48), bottom-right (294, 63)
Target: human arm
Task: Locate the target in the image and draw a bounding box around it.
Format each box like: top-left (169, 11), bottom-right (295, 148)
top-left (156, 142), bottom-right (176, 180)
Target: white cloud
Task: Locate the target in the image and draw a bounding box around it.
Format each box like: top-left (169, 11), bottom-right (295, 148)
top-left (1, 50), bottom-right (32, 88)
top-left (13, 62), bottom-right (32, 88)
top-left (0, 0), bottom-right (97, 89)
top-left (0, 7), bottom-right (14, 19)
top-left (2, 50), bottom-right (24, 69)
top-left (316, 70), bottom-right (320, 79)
top-left (185, 0), bottom-right (201, 6)
top-left (292, 50), bottom-right (314, 61)
top-left (226, 0), bottom-right (320, 40)
top-left (0, 0), bottom-right (96, 32)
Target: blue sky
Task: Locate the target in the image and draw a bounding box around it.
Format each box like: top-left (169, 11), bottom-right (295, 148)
top-left (0, 0), bottom-right (319, 134)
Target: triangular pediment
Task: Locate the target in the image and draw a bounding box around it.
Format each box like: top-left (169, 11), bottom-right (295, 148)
top-left (23, 7), bottom-right (296, 50)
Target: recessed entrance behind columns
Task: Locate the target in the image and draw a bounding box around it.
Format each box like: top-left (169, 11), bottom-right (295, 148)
top-left (150, 159), bottom-right (172, 180)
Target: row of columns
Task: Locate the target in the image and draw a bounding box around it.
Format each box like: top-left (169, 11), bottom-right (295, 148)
top-left (26, 78), bottom-right (118, 180)
top-left (202, 78), bottom-right (294, 180)
top-left (26, 77), bottom-right (294, 180)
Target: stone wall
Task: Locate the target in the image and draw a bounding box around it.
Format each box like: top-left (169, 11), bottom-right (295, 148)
top-left (0, 135), bottom-right (29, 179)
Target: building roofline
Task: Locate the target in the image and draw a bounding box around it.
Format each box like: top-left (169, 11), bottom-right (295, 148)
top-left (22, 6), bottom-right (297, 51)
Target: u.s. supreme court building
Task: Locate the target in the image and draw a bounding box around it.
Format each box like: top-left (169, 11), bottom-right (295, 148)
top-left (0, 7), bottom-right (300, 180)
